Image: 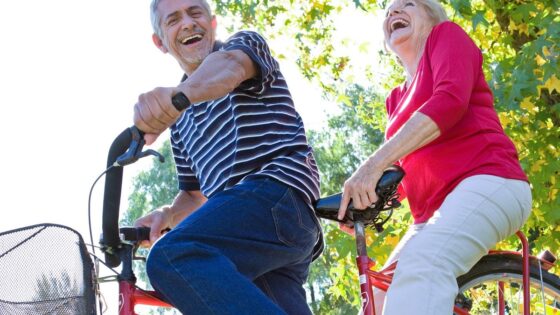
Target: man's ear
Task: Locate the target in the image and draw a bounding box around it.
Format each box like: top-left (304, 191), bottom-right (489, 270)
top-left (152, 34), bottom-right (168, 54)
top-left (211, 15), bottom-right (217, 30)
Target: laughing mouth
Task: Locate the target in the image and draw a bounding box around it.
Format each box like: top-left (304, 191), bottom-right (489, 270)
top-left (180, 34), bottom-right (203, 45)
top-left (390, 18), bottom-right (410, 34)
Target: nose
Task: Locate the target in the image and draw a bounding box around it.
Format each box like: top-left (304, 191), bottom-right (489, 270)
top-left (180, 15), bottom-right (196, 31)
top-left (388, 7), bottom-right (402, 16)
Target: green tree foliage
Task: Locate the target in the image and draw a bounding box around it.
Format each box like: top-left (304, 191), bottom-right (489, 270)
top-left (121, 141), bottom-right (178, 227)
top-left (307, 84), bottom-right (413, 312)
top-left (439, 0), bottom-right (560, 255)
top-left (213, 2), bottom-right (559, 238)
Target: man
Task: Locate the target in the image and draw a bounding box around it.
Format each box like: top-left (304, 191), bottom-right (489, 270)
top-left (133, 0), bottom-right (323, 313)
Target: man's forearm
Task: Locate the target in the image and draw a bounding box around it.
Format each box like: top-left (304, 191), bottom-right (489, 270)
top-left (178, 50), bottom-right (257, 104)
top-left (165, 190), bottom-right (208, 228)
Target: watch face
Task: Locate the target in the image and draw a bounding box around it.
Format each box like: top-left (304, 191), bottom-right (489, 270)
top-left (172, 92), bottom-right (191, 111)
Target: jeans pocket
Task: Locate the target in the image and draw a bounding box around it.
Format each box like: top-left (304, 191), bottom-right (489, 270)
top-left (271, 188), bottom-right (318, 250)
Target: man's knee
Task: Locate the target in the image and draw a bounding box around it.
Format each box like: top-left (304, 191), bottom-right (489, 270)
top-left (146, 238), bottom-right (172, 285)
top-left (146, 234), bottom-right (220, 282)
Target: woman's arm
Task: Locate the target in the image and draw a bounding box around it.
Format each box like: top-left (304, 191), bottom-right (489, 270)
top-left (338, 112), bottom-right (440, 219)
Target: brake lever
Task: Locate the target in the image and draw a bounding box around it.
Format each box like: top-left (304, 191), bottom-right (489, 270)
top-left (114, 126), bottom-right (165, 166)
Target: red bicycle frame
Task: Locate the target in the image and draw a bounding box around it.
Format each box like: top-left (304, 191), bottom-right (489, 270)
top-left (118, 281), bottom-right (171, 315)
top-left (355, 225), bottom-right (534, 315)
top-left (110, 240), bottom-right (172, 315)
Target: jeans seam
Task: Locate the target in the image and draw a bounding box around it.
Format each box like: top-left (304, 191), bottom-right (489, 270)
top-left (160, 245), bottom-right (218, 315)
top-left (271, 189), bottom-right (296, 247)
top-left (258, 276), bottom-right (280, 305)
top-left (288, 188), bottom-right (316, 234)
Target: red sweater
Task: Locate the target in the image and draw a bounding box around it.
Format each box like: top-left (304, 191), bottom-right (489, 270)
top-left (385, 21), bottom-right (528, 223)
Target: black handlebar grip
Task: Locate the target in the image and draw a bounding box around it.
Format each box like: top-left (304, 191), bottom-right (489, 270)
top-left (171, 92), bottom-right (191, 111)
top-left (137, 226), bottom-right (151, 242)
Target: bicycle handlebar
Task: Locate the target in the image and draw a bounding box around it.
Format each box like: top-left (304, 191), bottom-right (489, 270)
top-left (101, 127), bottom-right (138, 267)
top-left (100, 94), bottom-right (187, 268)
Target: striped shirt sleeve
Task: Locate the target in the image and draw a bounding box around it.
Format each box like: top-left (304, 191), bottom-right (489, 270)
top-left (222, 31), bottom-right (279, 93)
top-left (171, 133), bottom-right (200, 191)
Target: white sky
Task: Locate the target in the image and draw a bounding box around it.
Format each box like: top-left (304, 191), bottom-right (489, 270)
top-left (0, 1), bottom-right (382, 312)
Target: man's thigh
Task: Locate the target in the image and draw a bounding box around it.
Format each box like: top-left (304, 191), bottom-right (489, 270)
top-left (169, 177), bottom-right (320, 279)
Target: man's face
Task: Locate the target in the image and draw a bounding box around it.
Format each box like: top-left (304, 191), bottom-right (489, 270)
top-left (154, 0), bottom-right (216, 72)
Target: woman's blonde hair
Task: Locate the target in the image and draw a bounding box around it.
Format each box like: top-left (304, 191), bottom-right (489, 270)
top-left (416, 0), bottom-right (448, 26)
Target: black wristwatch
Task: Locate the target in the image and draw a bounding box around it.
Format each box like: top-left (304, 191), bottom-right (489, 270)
top-left (171, 92), bottom-right (191, 111)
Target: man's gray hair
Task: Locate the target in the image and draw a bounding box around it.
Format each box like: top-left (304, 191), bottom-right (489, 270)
top-left (150, 0), bottom-right (213, 38)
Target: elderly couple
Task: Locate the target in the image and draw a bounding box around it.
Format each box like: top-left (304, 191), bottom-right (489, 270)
top-left (129, 0), bottom-right (531, 314)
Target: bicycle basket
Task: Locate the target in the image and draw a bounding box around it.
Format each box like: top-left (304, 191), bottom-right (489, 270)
top-left (0, 223), bottom-right (96, 315)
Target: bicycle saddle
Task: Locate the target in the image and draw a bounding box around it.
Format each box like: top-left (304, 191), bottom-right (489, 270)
top-left (314, 165), bottom-right (405, 228)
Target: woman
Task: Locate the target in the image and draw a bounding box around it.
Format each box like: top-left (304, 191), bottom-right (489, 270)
top-left (337, 0), bottom-right (532, 314)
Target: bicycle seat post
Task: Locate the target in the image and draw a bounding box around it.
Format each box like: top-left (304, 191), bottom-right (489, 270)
top-left (354, 221), bottom-right (368, 257)
top-left (354, 220), bottom-right (377, 315)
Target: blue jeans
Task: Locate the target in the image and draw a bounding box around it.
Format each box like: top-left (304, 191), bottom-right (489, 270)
top-left (146, 178), bottom-right (322, 314)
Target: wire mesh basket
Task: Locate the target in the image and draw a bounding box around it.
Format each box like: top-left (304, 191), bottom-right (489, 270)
top-left (0, 224), bottom-right (96, 315)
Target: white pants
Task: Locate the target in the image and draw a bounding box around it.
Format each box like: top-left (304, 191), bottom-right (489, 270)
top-left (374, 175), bottom-right (532, 315)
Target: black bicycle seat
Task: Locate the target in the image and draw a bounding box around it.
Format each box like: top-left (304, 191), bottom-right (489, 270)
top-left (314, 165), bottom-right (404, 226)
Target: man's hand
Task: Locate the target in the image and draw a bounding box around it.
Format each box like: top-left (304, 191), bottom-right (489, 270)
top-left (134, 87), bottom-right (183, 145)
top-left (134, 206), bottom-right (174, 247)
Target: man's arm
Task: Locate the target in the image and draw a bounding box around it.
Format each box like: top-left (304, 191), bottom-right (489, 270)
top-left (134, 50), bottom-right (257, 141)
top-left (180, 50), bottom-right (257, 103)
top-left (135, 190), bottom-right (208, 246)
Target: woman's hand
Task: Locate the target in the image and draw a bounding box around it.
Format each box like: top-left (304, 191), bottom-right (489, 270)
top-left (338, 158), bottom-right (386, 220)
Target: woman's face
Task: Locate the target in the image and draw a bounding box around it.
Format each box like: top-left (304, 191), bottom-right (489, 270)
top-left (383, 0), bottom-right (432, 54)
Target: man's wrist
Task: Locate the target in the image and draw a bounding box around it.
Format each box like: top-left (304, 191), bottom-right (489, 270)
top-left (171, 91), bottom-right (191, 111)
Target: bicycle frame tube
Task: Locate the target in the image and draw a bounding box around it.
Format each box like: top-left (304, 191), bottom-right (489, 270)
top-left (119, 281), bottom-right (172, 315)
top-left (516, 231), bottom-right (531, 315)
top-left (355, 222), bottom-right (376, 315)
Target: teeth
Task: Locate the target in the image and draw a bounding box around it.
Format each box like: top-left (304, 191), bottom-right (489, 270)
top-left (180, 34), bottom-right (203, 44)
top-left (390, 18), bottom-right (409, 32)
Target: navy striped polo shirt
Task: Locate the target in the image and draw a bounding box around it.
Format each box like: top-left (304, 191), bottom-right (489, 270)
top-left (170, 31), bottom-right (320, 205)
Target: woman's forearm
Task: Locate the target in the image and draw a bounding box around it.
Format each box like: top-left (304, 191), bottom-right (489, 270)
top-left (370, 112), bottom-right (441, 168)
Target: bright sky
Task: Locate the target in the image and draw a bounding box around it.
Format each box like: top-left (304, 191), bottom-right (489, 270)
top-left (0, 0), bottom-right (382, 312)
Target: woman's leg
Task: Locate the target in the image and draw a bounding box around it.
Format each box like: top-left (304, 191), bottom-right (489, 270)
top-left (372, 223), bottom-right (425, 315)
top-left (382, 175), bottom-right (531, 315)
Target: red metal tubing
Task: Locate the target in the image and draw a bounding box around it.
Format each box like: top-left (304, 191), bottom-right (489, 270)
top-left (119, 280), bottom-right (173, 315)
top-left (499, 281), bottom-right (505, 315)
top-left (358, 255), bottom-right (376, 315)
top-left (134, 290), bottom-right (172, 308)
top-left (516, 231), bottom-right (531, 315)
